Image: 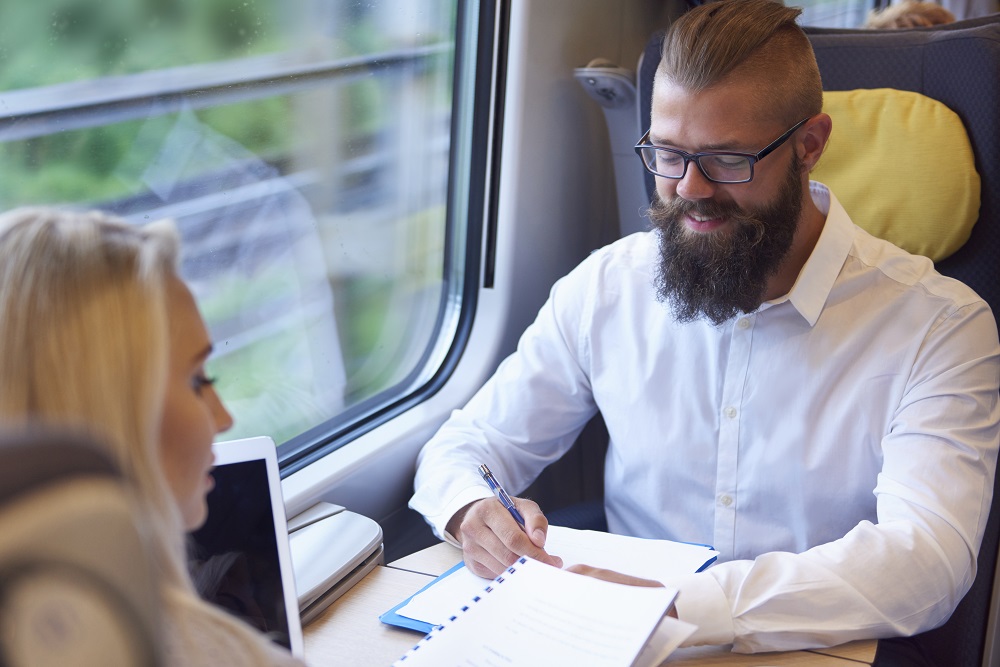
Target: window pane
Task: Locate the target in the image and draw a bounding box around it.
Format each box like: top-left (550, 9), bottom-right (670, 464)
top-left (797, 0), bottom-right (873, 27)
top-left (0, 0), bottom-right (465, 452)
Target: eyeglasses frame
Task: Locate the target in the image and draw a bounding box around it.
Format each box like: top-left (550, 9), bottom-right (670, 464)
top-left (634, 117), bottom-right (811, 184)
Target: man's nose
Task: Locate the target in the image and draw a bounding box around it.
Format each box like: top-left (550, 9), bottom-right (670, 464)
top-left (675, 161), bottom-right (717, 201)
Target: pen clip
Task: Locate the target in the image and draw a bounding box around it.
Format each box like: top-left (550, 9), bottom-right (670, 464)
top-left (478, 464), bottom-right (497, 490)
top-left (479, 464), bottom-right (526, 527)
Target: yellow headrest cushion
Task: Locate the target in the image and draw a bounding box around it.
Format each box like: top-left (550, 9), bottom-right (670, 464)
top-left (811, 88), bottom-right (980, 262)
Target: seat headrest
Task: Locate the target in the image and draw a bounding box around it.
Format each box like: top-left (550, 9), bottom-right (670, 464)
top-left (0, 430), bottom-right (164, 667)
top-left (811, 88), bottom-right (980, 262)
top-left (804, 16), bottom-right (1000, 313)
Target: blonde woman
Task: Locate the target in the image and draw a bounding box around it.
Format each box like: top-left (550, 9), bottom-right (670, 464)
top-left (0, 207), bottom-right (305, 666)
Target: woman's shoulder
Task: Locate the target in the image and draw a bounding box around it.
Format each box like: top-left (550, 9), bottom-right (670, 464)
top-left (163, 601), bottom-right (306, 667)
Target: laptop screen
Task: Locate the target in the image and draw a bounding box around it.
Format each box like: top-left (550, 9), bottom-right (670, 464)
top-left (187, 437), bottom-right (303, 657)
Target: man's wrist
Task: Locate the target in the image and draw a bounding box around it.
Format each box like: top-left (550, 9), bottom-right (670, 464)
top-left (445, 499), bottom-right (481, 543)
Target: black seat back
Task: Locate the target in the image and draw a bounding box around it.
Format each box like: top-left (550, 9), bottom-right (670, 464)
top-left (805, 18), bottom-right (1000, 667)
top-left (638, 15), bottom-right (1000, 666)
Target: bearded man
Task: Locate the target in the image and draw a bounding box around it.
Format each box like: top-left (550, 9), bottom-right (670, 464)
top-left (410, 0), bottom-right (999, 656)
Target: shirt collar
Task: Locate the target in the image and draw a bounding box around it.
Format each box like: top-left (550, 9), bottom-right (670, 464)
top-left (764, 181), bottom-right (854, 327)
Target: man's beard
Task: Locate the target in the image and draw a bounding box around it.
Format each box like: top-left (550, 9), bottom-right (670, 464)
top-left (649, 155), bottom-right (803, 326)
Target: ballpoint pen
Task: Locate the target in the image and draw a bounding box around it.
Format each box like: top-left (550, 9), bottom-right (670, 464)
top-left (478, 463), bottom-right (526, 528)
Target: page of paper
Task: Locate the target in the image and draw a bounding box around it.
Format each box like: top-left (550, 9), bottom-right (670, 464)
top-left (544, 526), bottom-right (718, 582)
top-left (395, 566), bottom-right (488, 625)
top-left (393, 557), bottom-right (677, 667)
top-left (394, 526), bottom-right (717, 626)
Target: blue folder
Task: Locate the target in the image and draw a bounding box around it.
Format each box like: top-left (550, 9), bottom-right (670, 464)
top-left (378, 561), bottom-right (468, 633)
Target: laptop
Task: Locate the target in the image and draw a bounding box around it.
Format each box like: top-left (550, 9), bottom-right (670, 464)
top-left (188, 436), bottom-right (304, 658)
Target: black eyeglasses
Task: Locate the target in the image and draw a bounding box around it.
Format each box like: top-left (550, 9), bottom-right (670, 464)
top-left (634, 117), bottom-right (810, 184)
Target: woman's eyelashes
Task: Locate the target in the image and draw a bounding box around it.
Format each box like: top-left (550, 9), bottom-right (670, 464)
top-left (191, 373), bottom-right (218, 394)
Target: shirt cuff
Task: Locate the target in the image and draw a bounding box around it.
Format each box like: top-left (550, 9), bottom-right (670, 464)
top-left (424, 486), bottom-right (494, 542)
top-left (671, 572), bottom-right (736, 647)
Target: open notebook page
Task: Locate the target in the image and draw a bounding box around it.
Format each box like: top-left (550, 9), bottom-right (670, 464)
top-left (544, 526), bottom-right (717, 580)
top-left (395, 525), bottom-right (717, 626)
top-left (392, 557), bottom-right (680, 667)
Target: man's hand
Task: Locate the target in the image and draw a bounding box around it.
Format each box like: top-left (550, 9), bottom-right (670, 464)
top-left (565, 565), bottom-right (678, 617)
top-left (447, 497), bottom-right (564, 577)
top-left (564, 564), bottom-right (664, 588)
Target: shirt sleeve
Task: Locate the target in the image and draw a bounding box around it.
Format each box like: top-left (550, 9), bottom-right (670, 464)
top-left (409, 251), bottom-right (605, 539)
top-left (669, 300), bottom-right (1000, 653)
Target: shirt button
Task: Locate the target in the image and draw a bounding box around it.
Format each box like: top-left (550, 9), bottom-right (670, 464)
top-left (719, 494), bottom-right (733, 507)
top-left (737, 318), bottom-right (751, 330)
top-left (723, 406), bottom-right (737, 419)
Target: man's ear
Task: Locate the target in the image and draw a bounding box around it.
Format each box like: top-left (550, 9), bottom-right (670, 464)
top-left (799, 113), bottom-right (832, 173)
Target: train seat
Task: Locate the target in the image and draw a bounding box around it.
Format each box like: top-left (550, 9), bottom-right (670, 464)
top-left (796, 17), bottom-right (1000, 665)
top-left (581, 12), bottom-right (1000, 666)
top-left (0, 430), bottom-right (163, 667)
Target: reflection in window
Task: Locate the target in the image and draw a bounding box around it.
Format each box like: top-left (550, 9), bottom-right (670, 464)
top-left (0, 1), bottom-right (463, 451)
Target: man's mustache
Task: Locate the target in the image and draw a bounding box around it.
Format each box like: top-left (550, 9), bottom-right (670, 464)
top-left (651, 197), bottom-right (767, 248)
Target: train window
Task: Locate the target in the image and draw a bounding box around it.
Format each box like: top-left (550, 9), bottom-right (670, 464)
top-left (796, 0), bottom-right (873, 27)
top-left (0, 0), bottom-right (485, 469)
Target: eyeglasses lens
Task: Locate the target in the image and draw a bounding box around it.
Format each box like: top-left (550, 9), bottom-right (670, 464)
top-left (640, 148), bottom-right (752, 184)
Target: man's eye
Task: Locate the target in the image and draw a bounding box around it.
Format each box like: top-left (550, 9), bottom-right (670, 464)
top-left (656, 152), bottom-right (684, 167)
top-left (706, 154), bottom-right (748, 170)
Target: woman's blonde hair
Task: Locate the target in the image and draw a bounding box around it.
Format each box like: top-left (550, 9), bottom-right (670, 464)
top-left (0, 207), bottom-right (180, 556)
top-left (0, 207), bottom-right (294, 665)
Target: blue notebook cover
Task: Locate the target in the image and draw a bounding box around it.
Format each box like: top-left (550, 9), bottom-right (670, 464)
top-left (691, 542), bottom-right (718, 572)
top-left (379, 561), bottom-right (468, 633)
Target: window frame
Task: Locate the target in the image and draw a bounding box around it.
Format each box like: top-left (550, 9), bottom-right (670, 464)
top-left (0, 0), bottom-right (501, 474)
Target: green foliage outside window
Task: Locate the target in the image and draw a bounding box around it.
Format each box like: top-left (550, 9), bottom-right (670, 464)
top-left (0, 0), bottom-right (459, 448)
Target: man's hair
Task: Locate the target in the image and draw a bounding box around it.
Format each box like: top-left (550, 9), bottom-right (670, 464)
top-left (657, 0), bottom-right (823, 125)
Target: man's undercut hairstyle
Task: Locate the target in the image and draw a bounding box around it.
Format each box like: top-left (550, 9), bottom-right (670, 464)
top-left (657, 0), bottom-right (823, 125)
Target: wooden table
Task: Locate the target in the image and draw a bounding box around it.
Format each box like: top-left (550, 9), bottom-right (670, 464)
top-left (304, 566), bottom-right (436, 666)
top-left (304, 541), bottom-right (878, 666)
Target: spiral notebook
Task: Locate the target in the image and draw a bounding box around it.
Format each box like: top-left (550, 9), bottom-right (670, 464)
top-left (382, 526), bottom-right (718, 634)
top-left (392, 556), bottom-right (693, 667)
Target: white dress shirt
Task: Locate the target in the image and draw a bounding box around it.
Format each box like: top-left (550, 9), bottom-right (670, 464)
top-left (410, 183), bottom-right (1000, 652)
